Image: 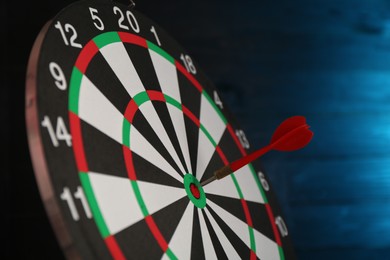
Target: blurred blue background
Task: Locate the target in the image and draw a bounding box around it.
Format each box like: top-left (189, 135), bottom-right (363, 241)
top-left (140, 0), bottom-right (390, 258)
top-left (7, 0), bottom-right (390, 259)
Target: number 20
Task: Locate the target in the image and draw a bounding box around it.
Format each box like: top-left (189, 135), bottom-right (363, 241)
top-left (113, 6), bottom-right (140, 33)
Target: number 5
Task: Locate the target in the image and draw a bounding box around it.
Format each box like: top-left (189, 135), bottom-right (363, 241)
top-left (89, 7), bottom-right (104, 31)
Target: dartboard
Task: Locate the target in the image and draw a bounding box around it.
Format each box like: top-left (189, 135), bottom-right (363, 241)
top-left (25, 0), bottom-right (295, 259)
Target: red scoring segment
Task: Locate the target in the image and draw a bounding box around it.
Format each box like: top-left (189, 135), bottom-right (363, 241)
top-left (74, 40), bottom-right (99, 74)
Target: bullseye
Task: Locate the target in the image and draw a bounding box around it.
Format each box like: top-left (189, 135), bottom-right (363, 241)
top-left (189, 183), bottom-right (200, 199)
top-left (183, 174), bottom-right (206, 208)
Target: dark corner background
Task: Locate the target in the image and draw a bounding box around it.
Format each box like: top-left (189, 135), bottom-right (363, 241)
top-left (5, 0), bottom-right (390, 259)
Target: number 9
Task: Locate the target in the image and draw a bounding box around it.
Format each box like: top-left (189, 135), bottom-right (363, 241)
top-left (49, 62), bottom-right (67, 90)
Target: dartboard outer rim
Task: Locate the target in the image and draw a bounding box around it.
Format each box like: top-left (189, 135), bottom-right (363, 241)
top-left (25, 1), bottom-right (293, 259)
top-left (26, 19), bottom-right (83, 259)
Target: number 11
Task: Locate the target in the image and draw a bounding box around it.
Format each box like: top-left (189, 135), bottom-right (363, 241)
top-left (60, 186), bottom-right (92, 221)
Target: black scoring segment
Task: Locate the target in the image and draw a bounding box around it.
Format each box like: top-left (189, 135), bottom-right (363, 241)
top-left (152, 101), bottom-right (189, 174)
top-left (115, 219), bottom-right (163, 259)
top-left (199, 151), bottom-right (225, 183)
top-left (246, 200), bottom-right (276, 243)
top-left (132, 152), bottom-right (183, 188)
top-left (206, 205), bottom-right (252, 259)
top-left (184, 116), bottom-right (199, 177)
top-left (177, 72), bottom-right (201, 119)
top-left (201, 209), bottom-right (228, 259)
top-left (131, 110), bottom-right (184, 176)
top-left (206, 194), bottom-right (247, 224)
top-left (84, 51), bottom-right (131, 114)
top-left (191, 208), bottom-right (205, 259)
top-left (81, 120), bottom-right (127, 178)
top-left (177, 72), bottom-right (202, 174)
top-left (218, 129), bottom-right (243, 162)
top-left (124, 43), bottom-right (161, 91)
top-left (152, 197), bottom-right (189, 245)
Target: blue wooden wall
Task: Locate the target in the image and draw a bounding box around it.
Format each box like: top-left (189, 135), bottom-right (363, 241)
top-left (137, 0), bottom-right (390, 258)
top-left (8, 0), bottom-right (390, 258)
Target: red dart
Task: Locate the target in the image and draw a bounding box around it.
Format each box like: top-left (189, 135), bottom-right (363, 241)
top-left (201, 116), bottom-right (314, 186)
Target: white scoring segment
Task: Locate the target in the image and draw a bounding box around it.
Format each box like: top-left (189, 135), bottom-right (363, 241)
top-left (204, 208), bottom-right (241, 259)
top-left (78, 75), bottom-right (182, 182)
top-left (129, 127), bottom-right (183, 182)
top-left (207, 200), bottom-right (250, 248)
top-left (203, 175), bottom-right (240, 200)
top-left (149, 49), bottom-right (193, 173)
top-left (99, 42), bottom-right (144, 96)
top-left (234, 166), bottom-right (266, 204)
top-left (88, 172), bottom-right (143, 235)
top-left (78, 75), bottom-right (123, 144)
top-left (253, 226), bottom-right (281, 259)
top-left (196, 94), bottom-right (226, 180)
top-left (207, 200), bottom-right (280, 259)
top-left (136, 181), bottom-right (186, 216)
top-left (197, 208), bottom-right (218, 259)
top-left (195, 132), bottom-right (216, 180)
top-left (137, 102), bottom-right (187, 174)
top-left (100, 42), bottom-right (186, 175)
top-left (163, 203), bottom-right (194, 260)
top-left (148, 50), bottom-right (180, 100)
top-left (166, 104), bottom-right (193, 173)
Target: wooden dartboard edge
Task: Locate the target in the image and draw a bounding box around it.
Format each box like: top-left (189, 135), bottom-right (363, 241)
top-left (25, 19), bottom-right (82, 260)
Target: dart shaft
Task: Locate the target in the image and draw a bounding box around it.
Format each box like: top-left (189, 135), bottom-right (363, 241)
top-left (201, 165), bottom-right (234, 186)
top-left (230, 145), bottom-right (272, 172)
top-left (215, 165), bottom-right (233, 179)
top-left (200, 175), bottom-right (217, 186)
top-left (201, 146), bottom-right (272, 187)
top-left (201, 117), bottom-right (313, 187)
top-left (230, 122), bottom-right (311, 172)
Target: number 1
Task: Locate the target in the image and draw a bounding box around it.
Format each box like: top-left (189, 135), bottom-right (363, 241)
top-left (150, 26), bottom-right (161, 46)
top-left (214, 91), bottom-right (223, 109)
